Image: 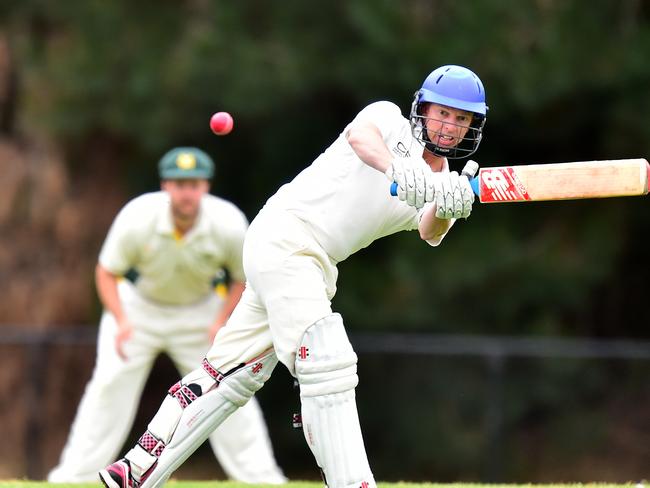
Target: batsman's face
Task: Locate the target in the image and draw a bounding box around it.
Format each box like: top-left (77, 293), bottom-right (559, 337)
top-left (423, 103), bottom-right (472, 148)
top-left (161, 179), bottom-right (210, 220)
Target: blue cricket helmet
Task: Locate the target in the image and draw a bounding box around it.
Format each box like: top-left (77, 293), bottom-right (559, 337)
top-left (410, 65), bottom-right (488, 159)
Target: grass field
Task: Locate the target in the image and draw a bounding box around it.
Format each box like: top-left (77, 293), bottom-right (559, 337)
top-left (0, 482), bottom-right (644, 488)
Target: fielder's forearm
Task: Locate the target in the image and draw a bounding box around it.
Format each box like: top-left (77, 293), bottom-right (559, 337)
top-left (215, 281), bottom-right (245, 326)
top-left (95, 264), bottom-right (125, 323)
top-left (346, 122), bottom-right (394, 173)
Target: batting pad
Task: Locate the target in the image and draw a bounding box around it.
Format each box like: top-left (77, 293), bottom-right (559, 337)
top-left (135, 350), bottom-right (278, 488)
top-left (296, 313), bottom-right (376, 488)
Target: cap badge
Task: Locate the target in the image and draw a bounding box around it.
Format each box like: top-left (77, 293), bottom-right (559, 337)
top-left (176, 153), bottom-right (196, 169)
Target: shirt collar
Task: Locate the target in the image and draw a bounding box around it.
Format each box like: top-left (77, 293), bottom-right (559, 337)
top-left (155, 194), bottom-right (210, 239)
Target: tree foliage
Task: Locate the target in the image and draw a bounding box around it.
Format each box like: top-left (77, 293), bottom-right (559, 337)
top-left (5, 0), bottom-right (650, 334)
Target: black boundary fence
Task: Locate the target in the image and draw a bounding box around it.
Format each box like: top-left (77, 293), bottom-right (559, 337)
top-left (351, 332), bottom-right (650, 482)
top-left (3, 327), bottom-right (650, 481)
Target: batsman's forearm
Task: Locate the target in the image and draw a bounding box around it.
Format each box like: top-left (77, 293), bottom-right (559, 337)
top-left (95, 264), bottom-right (126, 323)
top-left (418, 205), bottom-right (453, 243)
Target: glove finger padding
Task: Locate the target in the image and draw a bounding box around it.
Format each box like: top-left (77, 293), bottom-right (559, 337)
top-left (425, 172), bottom-right (436, 203)
top-left (413, 166), bottom-right (426, 208)
top-left (433, 171), bottom-right (476, 220)
top-left (405, 165), bottom-right (417, 207)
top-left (387, 157), bottom-right (435, 209)
top-left (450, 171), bottom-right (465, 219)
top-left (447, 171), bottom-right (462, 219)
top-left (459, 176), bottom-right (475, 219)
top-left (434, 173), bottom-right (451, 219)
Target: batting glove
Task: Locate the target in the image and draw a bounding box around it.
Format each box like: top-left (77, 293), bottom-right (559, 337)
top-left (433, 171), bottom-right (475, 219)
top-left (385, 157), bottom-right (436, 208)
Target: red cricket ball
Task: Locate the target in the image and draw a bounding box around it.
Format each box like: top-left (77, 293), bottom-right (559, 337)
top-left (210, 112), bottom-right (234, 136)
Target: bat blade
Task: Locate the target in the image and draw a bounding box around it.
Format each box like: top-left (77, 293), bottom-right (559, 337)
top-left (475, 158), bottom-right (650, 203)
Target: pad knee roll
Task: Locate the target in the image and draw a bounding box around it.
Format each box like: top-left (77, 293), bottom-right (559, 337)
top-left (295, 313), bottom-right (375, 488)
top-left (296, 313), bottom-right (358, 397)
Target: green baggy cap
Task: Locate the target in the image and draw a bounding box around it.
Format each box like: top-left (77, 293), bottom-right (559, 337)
top-left (158, 147), bottom-right (215, 180)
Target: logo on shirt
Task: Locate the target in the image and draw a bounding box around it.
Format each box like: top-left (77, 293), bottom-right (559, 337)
top-left (176, 153), bottom-right (197, 169)
top-left (392, 141), bottom-right (410, 158)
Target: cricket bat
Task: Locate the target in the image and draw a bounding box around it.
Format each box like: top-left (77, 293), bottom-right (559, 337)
top-left (390, 158), bottom-right (650, 203)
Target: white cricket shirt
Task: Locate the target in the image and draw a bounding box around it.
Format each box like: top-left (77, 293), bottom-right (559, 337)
top-left (99, 192), bottom-right (248, 305)
top-left (264, 101), bottom-right (450, 263)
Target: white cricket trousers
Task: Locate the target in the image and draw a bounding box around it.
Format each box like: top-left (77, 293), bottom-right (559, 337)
top-left (47, 281), bottom-right (286, 484)
top-left (205, 208), bottom-right (339, 376)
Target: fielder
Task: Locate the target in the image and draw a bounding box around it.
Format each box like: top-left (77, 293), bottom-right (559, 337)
top-left (49, 147), bottom-right (286, 484)
top-left (99, 65), bottom-right (487, 488)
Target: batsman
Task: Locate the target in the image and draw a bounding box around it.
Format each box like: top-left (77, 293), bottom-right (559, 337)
top-left (100, 65), bottom-right (487, 488)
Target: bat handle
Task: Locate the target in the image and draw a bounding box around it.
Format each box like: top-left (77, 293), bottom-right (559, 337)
top-left (389, 160), bottom-right (480, 197)
top-left (462, 160), bottom-right (480, 197)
